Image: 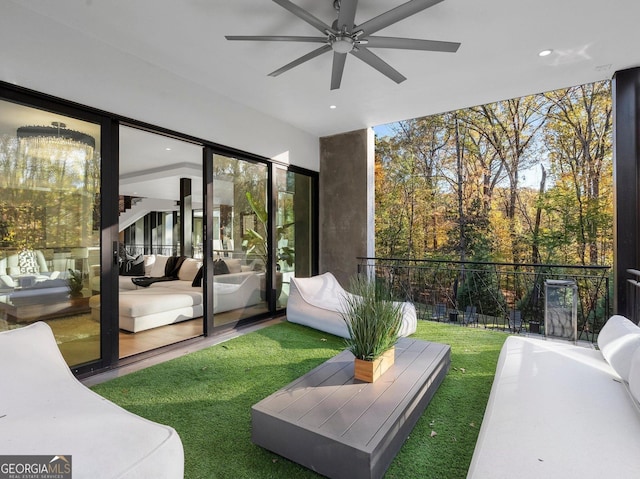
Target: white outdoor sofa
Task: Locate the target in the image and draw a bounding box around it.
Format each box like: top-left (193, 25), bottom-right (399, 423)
top-left (0, 322), bottom-right (184, 478)
top-left (286, 272), bottom-right (417, 338)
top-left (468, 314), bottom-right (640, 479)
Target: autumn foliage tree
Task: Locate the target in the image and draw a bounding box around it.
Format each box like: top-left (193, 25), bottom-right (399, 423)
top-left (375, 80), bottom-right (613, 268)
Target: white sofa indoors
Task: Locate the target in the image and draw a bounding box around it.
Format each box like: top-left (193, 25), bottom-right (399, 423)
top-left (287, 272), bottom-right (417, 338)
top-left (0, 322), bottom-right (184, 478)
top-left (468, 314), bottom-right (640, 479)
top-left (0, 249), bottom-right (68, 299)
top-left (90, 254), bottom-right (261, 332)
top-left (0, 249), bottom-right (61, 284)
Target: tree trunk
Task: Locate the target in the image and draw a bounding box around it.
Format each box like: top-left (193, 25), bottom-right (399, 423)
top-left (532, 164), bottom-right (546, 263)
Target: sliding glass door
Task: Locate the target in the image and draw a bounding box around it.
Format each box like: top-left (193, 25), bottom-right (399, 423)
top-left (275, 167), bottom-right (315, 309)
top-left (0, 98), bottom-right (102, 367)
top-left (0, 83), bottom-right (318, 375)
top-left (118, 126), bottom-right (204, 357)
top-left (211, 154), bottom-right (269, 327)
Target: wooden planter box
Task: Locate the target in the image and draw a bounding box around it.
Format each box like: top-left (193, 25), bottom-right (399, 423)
top-left (354, 347), bottom-right (395, 382)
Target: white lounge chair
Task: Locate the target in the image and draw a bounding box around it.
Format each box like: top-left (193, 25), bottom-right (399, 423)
top-left (0, 322), bottom-right (184, 478)
top-left (287, 272), bottom-right (417, 339)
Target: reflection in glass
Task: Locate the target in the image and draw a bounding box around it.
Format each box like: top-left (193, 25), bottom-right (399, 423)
top-left (276, 168), bottom-right (313, 308)
top-left (212, 154), bottom-right (268, 326)
top-left (0, 99), bottom-right (101, 366)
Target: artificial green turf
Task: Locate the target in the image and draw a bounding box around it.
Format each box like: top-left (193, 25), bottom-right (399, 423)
top-left (91, 321), bottom-right (507, 479)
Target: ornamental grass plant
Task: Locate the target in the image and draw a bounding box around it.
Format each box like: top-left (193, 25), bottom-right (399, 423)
top-left (341, 275), bottom-right (403, 361)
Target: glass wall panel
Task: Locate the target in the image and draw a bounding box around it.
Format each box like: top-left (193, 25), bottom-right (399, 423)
top-left (275, 167), bottom-right (314, 308)
top-left (212, 154), bottom-right (268, 326)
top-left (0, 99), bottom-right (101, 366)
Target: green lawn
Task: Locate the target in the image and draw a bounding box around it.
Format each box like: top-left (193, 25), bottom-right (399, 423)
top-left (92, 321), bottom-right (508, 479)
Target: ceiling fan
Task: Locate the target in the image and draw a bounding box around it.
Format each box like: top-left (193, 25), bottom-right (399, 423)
top-left (225, 0), bottom-right (461, 90)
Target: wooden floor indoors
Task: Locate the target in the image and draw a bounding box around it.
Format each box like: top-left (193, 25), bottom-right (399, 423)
top-left (118, 301), bottom-right (272, 357)
top-left (119, 318), bottom-right (204, 358)
top-left (20, 299), bottom-right (276, 373)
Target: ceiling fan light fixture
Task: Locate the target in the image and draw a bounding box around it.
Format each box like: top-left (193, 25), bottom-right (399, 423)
top-left (331, 35), bottom-right (354, 54)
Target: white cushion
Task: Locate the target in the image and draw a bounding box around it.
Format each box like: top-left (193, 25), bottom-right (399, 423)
top-left (178, 258), bottom-right (202, 281)
top-left (629, 346), bottom-right (640, 405)
top-left (144, 254), bottom-right (156, 276)
top-left (225, 258), bottom-right (242, 274)
top-left (468, 336), bottom-right (640, 479)
top-left (0, 322), bottom-right (184, 478)
top-left (597, 315), bottom-right (640, 381)
top-left (0, 274), bottom-right (15, 288)
top-left (149, 255), bottom-right (170, 277)
top-left (119, 288), bottom-right (203, 317)
top-left (288, 272), bottom-right (417, 339)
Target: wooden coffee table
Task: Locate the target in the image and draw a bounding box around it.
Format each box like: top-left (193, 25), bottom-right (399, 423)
top-left (252, 337), bottom-right (451, 479)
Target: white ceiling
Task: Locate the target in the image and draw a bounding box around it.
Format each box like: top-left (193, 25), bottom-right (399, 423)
top-left (119, 126), bottom-right (203, 200)
top-left (8, 0), bottom-right (640, 138)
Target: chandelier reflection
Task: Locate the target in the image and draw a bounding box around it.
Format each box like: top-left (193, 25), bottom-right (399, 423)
top-left (17, 121), bottom-right (95, 162)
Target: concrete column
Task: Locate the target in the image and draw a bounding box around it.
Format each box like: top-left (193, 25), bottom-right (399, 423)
top-left (319, 128), bottom-right (375, 287)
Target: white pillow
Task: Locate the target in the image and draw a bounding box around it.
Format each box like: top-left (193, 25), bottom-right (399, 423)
top-left (178, 258), bottom-right (202, 281)
top-left (225, 258), bottom-right (242, 274)
top-left (598, 315), bottom-right (640, 382)
top-left (18, 249), bottom-right (39, 274)
top-left (144, 254), bottom-right (156, 276)
top-left (149, 255), bottom-right (170, 278)
top-left (0, 274), bottom-right (15, 288)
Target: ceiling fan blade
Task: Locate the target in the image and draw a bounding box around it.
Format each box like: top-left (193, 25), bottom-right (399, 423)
top-left (273, 0), bottom-right (333, 33)
top-left (330, 52), bottom-right (348, 90)
top-left (336, 0), bottom-right (359, 32)
top-left (358, 0), bottom-right (444, 36)
top-left (364, 36), bottom-right (460, 52)
top-left (268, 44), bottom-right (332, 77)
top-left (226, 35), bottom-right (327, 44)
top-left (350, 47), bottom-right (406, 84)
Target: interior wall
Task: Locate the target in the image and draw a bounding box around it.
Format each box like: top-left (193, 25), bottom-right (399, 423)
top-left (0, 2), bottom-right (319, 172)
top-left (319, 128), bottom-right (374, 287)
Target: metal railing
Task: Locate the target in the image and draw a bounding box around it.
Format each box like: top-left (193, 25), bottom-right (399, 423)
top-left (124, 244), bottom-right (205, 258)
top-left (358, 257), bottom-right (611, 342)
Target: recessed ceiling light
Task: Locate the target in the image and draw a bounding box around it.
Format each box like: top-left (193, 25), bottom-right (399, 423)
top-left (538, 49), bottom-right (553, 57)
top-left (165, 147), bottom-right (172, 151)
top-left (329, 105), bottom-right (337, 109)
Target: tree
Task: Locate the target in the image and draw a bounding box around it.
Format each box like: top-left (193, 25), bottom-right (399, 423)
top-left (374, 80), bottom-right (613, 268)
top-left (465, 97), bottom-right (550, 263)
top-left (544, 83), bottom-right (613, 265)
